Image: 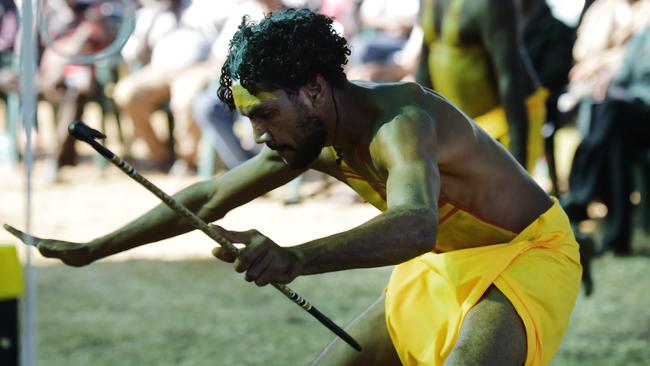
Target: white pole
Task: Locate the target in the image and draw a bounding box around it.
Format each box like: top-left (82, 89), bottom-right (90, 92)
top-left (15, 2), bottom-right (134, 363)
top-left (18, 0), bottom-right (38, 365)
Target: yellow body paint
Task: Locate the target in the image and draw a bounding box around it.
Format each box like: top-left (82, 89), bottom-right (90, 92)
top-left (232, 83), bottom-right (277, 113)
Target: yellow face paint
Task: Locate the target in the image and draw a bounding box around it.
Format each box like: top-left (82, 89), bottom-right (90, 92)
top-left (231, 82), bottom-right (277, 113)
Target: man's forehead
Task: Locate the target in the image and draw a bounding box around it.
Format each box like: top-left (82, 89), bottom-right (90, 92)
top-left (231, 82), bottom-right (278, 115)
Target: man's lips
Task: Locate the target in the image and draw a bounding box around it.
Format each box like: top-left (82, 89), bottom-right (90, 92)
top-left (268, 143), bottom-right (295, 152)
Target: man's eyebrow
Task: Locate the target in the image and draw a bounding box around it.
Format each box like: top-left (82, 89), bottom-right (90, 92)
top-left (244, 104), bottom-right (271, 118)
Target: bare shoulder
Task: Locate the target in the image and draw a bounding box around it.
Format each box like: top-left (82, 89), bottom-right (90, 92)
top-left (370, 103), bottom-right (438, 171)
top-left (368, 82), bottom-right (477, 165)
top-left (377, 104), bottom-right (436, 139)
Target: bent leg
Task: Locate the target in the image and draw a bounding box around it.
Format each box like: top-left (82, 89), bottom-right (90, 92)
top-left (310, 294), bottom-right (401, 366)
top-left (169, 65), bottom-right (211, 165)
top-left (444, 285), bottom-right (527, 366)
top-left (114, 66), bottom-right (172, 163)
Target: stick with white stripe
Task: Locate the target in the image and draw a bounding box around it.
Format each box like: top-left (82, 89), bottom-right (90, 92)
top-left (66, 120), bottom-right (362, 352)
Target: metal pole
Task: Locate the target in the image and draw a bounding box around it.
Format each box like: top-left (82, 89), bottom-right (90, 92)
top-left (18, 0), bottom-right (38, 365)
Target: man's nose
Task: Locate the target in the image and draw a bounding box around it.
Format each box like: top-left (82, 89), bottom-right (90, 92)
top-left (251, 122), bottom-right (271, 144)
top-left (254, 131), bottom-right (272, 144)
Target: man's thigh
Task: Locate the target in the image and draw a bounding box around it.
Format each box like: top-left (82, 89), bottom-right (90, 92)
top-left (113, 65), bottom-right (172, 106)
top-left (444, 285), bottom-right (527, 366)
top-left (310, 294), bottom-right (401, 366)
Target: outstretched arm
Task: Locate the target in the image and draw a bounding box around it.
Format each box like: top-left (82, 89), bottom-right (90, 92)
top-left (214, 108), bottom-right (441, 285)
top-left (18, 148), bottom-right (301, 266)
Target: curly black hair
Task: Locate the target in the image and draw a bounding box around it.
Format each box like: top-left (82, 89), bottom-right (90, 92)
top-left (217, 8), bottom-right (351, 110)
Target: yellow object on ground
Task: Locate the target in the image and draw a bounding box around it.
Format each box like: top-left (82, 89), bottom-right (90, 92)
top-left (385, 199), bottom-right (582, 365)
top-left (0, 244), bottom-right (24, 301)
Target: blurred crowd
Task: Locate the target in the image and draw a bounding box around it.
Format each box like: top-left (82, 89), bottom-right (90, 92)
top-left (1, 0), bottom-right (650, 261)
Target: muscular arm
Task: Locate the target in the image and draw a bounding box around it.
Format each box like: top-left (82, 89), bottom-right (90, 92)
top-left (480, 0), bottom-right (534, 167)
top-left (291, 109), bottom-right (440, 275)
top-left (86, 148), bottom-right (301, 261)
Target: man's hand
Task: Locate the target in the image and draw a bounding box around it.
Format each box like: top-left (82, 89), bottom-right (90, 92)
top-left (4, 224), bottom-right (95, 267)
top-left (210, 226), bottom-right (303, 286)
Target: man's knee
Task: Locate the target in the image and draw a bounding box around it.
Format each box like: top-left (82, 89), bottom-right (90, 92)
top-left (446, 334), bottom-right (526, 366)
top-left (113, 76), bottom-right (166, 108)
top-left (113, 78), bottom-right (137, 108)
top-left (310, 294), bottom-right (401, 366)
top-left (445, 287), bottom-right (527, 366)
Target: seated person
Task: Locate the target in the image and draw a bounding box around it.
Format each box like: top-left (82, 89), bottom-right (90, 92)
top-left (346, 0), bottom-right (420, 81)
top-left (562, 25), bottom-right (650, 256)
top-left (190, 0), bottom-right (283, 173)
top-left (38, 0), bottom-right (118, 182)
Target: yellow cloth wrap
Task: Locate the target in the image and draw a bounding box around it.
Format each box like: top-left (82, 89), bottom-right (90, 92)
top-left (231, 83), bottom-right (276, 112)
top-left (435, 200), bottom-right (517, 252)
top-left (0, 244), bottom-right (24, 300)
top-left (385, 198), bottom-right (582, 366)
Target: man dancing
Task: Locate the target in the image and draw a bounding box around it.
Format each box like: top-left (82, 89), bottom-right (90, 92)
top-left (28, 9), bottom-right (581, 365)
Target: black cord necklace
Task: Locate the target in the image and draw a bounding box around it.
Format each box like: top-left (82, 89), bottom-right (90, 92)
top-left (330, 87), bottom-right (344, 165)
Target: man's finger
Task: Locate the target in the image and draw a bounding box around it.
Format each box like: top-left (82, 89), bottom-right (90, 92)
top-left (211, 225), bottom-right (255, 244)
top-left (234, 238), bottom-right (269, 273)
top-left (38, 245), bottom-right (54, 256)
top-left (246, 250), bottom-right (273, 284)
top-left (254, 261), bottom-right (282, 286)
top-left (254, 273), bottom-right (273, 287)
top-left (212, 247), bottom-right (236, 263)
top-left (3, 224), bottom-right (40, 246)
top-left (233, 257), bottom-right (246, 273)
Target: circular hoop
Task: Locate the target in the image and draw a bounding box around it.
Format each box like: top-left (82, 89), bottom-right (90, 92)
top-left (39, 0), bottom-right (135, 64)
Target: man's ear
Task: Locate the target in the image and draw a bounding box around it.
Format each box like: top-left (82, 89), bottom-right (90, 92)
top-left (302, 75), bottom-right (329, 107)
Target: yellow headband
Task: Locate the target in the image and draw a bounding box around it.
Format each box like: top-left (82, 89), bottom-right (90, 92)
top-left (232, 83), bottom-right (276, 112)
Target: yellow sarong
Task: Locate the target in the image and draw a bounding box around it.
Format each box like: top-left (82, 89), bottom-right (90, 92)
top-left (385, 199), bottom-right (582, 366)
top-left (475, 88), bottom-right (549, 172)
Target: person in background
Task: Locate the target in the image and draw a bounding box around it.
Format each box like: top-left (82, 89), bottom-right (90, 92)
top-left (0, 0), bottom-right (18, 94)
top-left (39, 0), bottom-right (120, 182)
top-left (417, 0), bottom-right (546, 173)
top-left (190, 0), bottom-right (283, 174)
top-left (345, 0), bottom-right (420, 82)
top-left (563, 22), bottom-right (650, 256)
top-left (560, 0), bottom-right (650, 230)
top-left (112, 0), bottom-right (209, 173)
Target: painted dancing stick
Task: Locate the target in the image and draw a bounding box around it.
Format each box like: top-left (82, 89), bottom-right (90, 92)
top-left (66, 121), bottom-right (362, 351)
